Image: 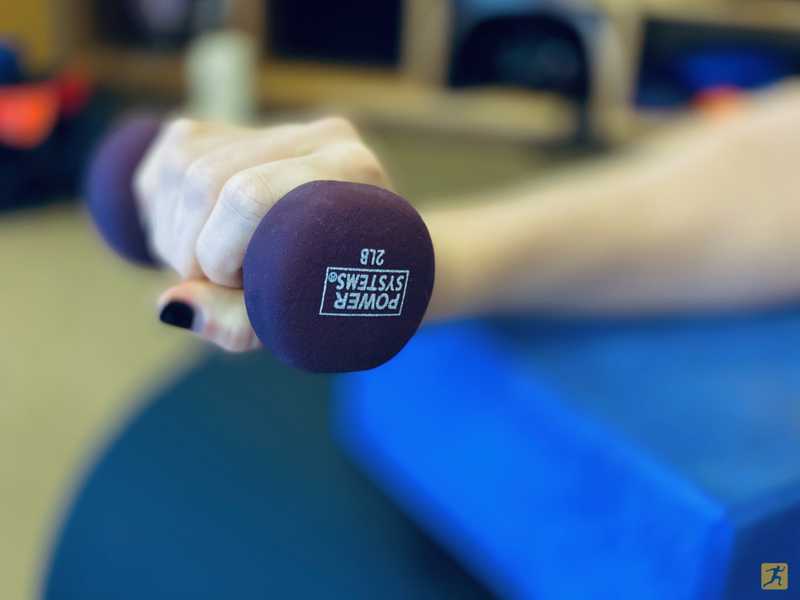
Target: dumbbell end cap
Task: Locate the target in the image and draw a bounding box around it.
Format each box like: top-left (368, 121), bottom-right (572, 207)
top-left (243, 181), bottom-right (435, 373)
top-left (85, 114), bottom-right (160, 266)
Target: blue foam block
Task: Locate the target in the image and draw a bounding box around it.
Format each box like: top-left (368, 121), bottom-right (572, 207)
top-left (337, 310), bottom-right (800, 599)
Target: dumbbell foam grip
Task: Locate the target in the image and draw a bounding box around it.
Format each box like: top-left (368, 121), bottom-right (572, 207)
top-left (85, 115), bottom-right (160, 266)
top-left (243, 180), bottom-right (435, 372)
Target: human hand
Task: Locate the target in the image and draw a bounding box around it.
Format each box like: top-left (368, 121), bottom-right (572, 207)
top-left (133, 116), bottom-right (390, 351)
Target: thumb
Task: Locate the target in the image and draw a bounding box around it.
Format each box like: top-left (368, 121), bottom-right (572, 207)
top-left (157, 280), bottom-right (261, 353)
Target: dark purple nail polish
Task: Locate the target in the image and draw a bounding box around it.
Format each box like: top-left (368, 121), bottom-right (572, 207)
top-left (159, 301), bottom-right (195, 330)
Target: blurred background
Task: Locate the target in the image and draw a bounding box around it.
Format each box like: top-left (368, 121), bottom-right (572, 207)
top-left (4, 1), bottom-right (800, 598)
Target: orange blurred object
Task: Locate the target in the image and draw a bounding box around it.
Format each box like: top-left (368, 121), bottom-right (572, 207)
top-left (0, 82), bottom-right (59, 149)
top-left (693, 85), bottom-right (747, 119)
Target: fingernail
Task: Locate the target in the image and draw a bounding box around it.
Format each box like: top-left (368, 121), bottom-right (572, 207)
top-left (159, 301), bottom-right (195, 330)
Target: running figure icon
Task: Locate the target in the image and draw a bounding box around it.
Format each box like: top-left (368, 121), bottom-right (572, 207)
top-left (762, 564), bottom-right (787, 589)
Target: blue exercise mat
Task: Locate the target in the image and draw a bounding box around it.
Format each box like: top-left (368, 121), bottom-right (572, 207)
top-left (43, 351), bottom-right (492, 599)
top-left (338, 309), bottom-right (800, 599)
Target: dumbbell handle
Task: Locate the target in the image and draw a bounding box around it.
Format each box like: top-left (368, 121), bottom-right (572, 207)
top-left (85, 116), bottom-right (435, 372)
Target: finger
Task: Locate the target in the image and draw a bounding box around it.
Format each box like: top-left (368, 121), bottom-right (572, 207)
top-left (150, 131), bottom-right (251, 268)
top-left (196, 140), bottom-right (386, 287)
top-left (169, 117), bottom-right (359, 278)
top-left (133, 118), bottom-right (247, 266)
top-left (157, 280), bottom-right (261, 353)
top-left (135, 118), bottom-right (249, 202)
top-left (134, 118), bottom-right (218, 231)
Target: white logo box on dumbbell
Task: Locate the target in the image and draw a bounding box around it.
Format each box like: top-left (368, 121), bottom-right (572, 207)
top-left (319, 266), bottom-right (410, 317)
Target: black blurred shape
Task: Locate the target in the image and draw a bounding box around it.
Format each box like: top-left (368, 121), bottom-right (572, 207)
top-left (90, 0), bottom-right (214, 50)
top-left (268, 0), bottom-right (404, 66)
top-left (0, 92), bottom-right (116, 211)
top-left (450, 15), bottom-right (589, 101)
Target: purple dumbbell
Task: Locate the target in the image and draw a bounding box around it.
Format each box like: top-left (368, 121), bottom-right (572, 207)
top-left (85, 116), bottom-right (435, 372)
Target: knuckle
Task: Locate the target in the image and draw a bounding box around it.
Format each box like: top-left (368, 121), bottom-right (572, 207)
top-left (159, 120), bottom-right (208, 171)
top-left (327, 141), bottom-right (385, 185)
top-left (167, 143), bottom-right (201, 174)
top-left (358, 150), bottom-right (385, 185)
top-left (165, 117), bottom-right (200, 139)
top-left (314, 115), bottom-right (357, 138)
top-left (266, 122), bottom-right (302, 139)
top-left (183, 157), bottom-right (220, 207)
top-left (219, 172), bottom-right (275, 222)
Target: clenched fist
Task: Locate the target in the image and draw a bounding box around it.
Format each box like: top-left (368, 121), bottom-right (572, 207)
top-left (134, 116), bottom-right (389, 351)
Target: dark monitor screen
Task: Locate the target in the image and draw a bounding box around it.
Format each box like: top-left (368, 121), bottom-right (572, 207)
top-left (267, 0), bottom-right (404, 67)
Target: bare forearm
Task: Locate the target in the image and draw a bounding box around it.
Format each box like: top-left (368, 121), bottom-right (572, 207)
top-left (425, 106), bottom-right (800, 320)
top-left (424, 165), bottom-right (671, 319)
